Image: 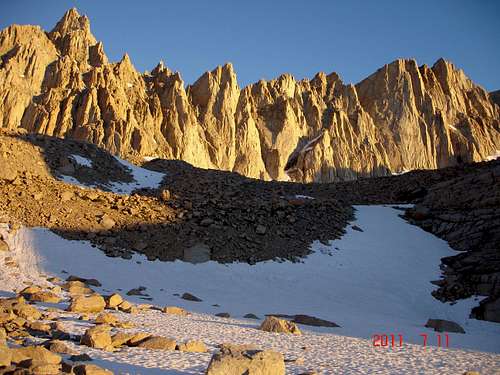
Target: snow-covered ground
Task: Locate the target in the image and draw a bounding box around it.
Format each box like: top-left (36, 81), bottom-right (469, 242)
top-left (1, 206), bottom-right (499, 374)
top-left (59, 156), bottom-right (165, 194)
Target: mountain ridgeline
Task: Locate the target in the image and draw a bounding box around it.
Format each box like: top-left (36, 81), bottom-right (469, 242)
top-left (1, 8), bottom-right (499, 182)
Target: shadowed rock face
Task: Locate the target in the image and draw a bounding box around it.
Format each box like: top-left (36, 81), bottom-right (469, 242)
top-left (1, 8), bottom-right (500, 182)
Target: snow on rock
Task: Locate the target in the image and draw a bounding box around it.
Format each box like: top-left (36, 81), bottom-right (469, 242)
top-left (70, 154), bottom-right (93, 168)
top-left (294, 195), bottom-right (315, 200)
top-left (58, 156), bottom-right (165, 195)
top-left (108, 156), bottom-right (165, 194)
top-left (1, 206), bottom-right (500, 374)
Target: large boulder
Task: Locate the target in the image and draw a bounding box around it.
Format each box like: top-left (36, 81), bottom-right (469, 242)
top-left (81, 325), bottom-right (113, 350)
top-left (10, 346), bottom-right (62, 366)
top-left (206, 345), bottom-right (285, 375)
top-left (68, 294), bottom-right (106, 313)
top-left (136, 336), bottom-right (176, 350)
top-left (425, 319), bottom-right (465, 333)
top-left (26, 291), bottom-right (61, 303)
top-left (259, 316), bottom-right (301, 335)
top-left (12, 303), bottom-right (42, 321)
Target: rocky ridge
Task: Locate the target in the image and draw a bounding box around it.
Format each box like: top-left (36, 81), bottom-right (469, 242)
top-left (1, 8), bottom-right (499, 183)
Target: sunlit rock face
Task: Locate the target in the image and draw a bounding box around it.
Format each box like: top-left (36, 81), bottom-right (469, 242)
top-left (1, 8), bottom-right (499, 182)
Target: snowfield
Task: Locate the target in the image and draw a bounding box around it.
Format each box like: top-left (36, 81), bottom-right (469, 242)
top-left (1, 206), bottom-right (499, 374)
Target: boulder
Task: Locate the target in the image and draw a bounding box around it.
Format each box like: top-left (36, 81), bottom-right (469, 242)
top-left (29, 363), bottom-right (62, 374)
top-left (0, 239), bottom-right (9, 252)
top-left (61, 191), bottom-right (74, 202)
top-left (244, 313), bottom-right (260, 320)
top-left (81, 325), bottom-right (112, 350)
top-left (10, 346), bottom-right (62, 365)
top-left (26, 291), bottom-right (61, 304)
top-left (162, 306), bottom-right (188, 316)
top-left (124, 332), bottom-right (152, 346)
top-left (105, 294), bottom-right (123, 309)
top-left (69, 353), bottom-right (93, 362)
top-left (44, 340), bottom-right (75, 354)
top-left (66, 276), bottom-right (102, 287)
top-left (126, 287), bottom-right (148, 296)
top-left (111, 332), bottom-right (136, 347)
top-left (206, 346), bottom-right (285, 375)
top-left (28, 321), bottom-right (52, 334)
top-left (259, 316), bottom-right (301, 335)
top-left (68, 294), bottom-right (106, 313)
top-left (13, 303), bottom-right (42, 321)
top-left (95, 313), bottom-right (118, 325)
top-left (20, 285), bottom-right (42, 295)
top-left (0, 311), bottom-right (16, 324)
top-left (425, 319), bottom-right (465, 334)
top-left (136, 336), bottom-right (176, 350)
top-left (117, 300), bottom-right (133, 312)
top-left (176, 340), bottom-right (207, 353)
top-left (100, 216), bottom-right (116, 230)
top-left (215, 312), bottom-right (230, 318)
top-left (292, 314), bottom-right (340, 328)
top-left (0, 165), bottom-right (17, 182)
top-left (0, 346), bottom-right (11, 366)
top-left (74, 364), bottom-right (114, 375)
top-left (63, 281), bottom-right (94, 295)
top-left (181, 292), bottom-right (202, 302)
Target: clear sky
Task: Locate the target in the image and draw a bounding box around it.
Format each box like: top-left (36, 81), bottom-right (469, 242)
top-left (1, 0), bottom-right (499, 91)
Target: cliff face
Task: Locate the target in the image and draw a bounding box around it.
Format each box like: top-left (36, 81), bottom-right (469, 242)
top-left (1, 9), bottom-right (499, 182)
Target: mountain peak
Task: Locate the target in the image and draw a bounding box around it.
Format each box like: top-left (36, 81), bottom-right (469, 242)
top-left (50, 8), bottom-right (92, 37)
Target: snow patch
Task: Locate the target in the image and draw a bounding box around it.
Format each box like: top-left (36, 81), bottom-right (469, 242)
top-left (295, 194), bottom-right (315, 200)
top-left (57, 156), bottom-right (165, 195)
top-left (70, 154), bottom-right (93, 168)
top-left (109, 156), bottom-right (165, 194)
top-left (392, 169), bottom-right (410, 176)
top-left (2, 206), bottom-right (500, 372)
top-left (1, 206), bottom-right (499, 356)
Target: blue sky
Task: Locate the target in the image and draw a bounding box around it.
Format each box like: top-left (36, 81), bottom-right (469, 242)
top-left (1, 0), bottom-right (499, 91)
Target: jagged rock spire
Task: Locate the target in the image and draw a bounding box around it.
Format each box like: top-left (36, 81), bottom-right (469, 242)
top-left (0, 9), bottom-right (499, 183)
